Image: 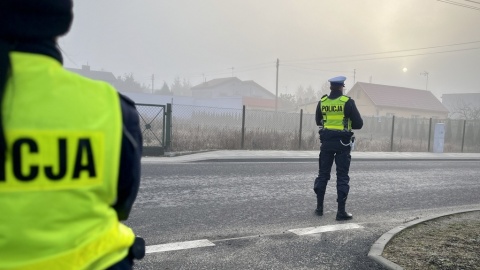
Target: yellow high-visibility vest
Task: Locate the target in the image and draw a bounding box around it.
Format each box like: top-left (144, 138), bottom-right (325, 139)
top-left (320, 95), bottom-right (352, 131)
top-left (0, 52), bottom-right (135, 270)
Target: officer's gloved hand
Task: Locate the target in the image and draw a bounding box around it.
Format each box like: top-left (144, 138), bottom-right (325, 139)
top-left (129, 237), bottom-right (145, 260)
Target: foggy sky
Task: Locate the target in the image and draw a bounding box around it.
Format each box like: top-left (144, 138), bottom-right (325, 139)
top-left (59, 0), bottom-right (480, 100)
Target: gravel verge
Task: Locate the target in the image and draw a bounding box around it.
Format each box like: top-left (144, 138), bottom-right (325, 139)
top-left (382, 211), bottom-right (480, 270)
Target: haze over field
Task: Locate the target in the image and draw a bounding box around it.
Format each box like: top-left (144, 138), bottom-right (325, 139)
top-left (59, 0), bottom-right (480, 99)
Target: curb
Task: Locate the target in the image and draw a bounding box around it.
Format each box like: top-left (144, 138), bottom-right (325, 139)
top-left (144, 157), bottom-right (480, 164)
top-left (190, 158), bottom-right (480, 163)
top-left (142, 151), bottom-right (480, 163)
top-left (368, 208), bottom-right (480, 270)
top-left (192, 158), bottom-right (317, 163)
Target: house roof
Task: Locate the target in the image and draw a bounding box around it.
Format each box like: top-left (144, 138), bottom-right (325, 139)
top-left (191, 77), bottom-right (275, 98)
top-left (66, 65), bottom-right (117, 83)
top-left (191, 77), bottom-right (242, 90)
top-left (354, 82), bottom-right (449, 113)
top-left (243, 80), bottom-right (275, 98)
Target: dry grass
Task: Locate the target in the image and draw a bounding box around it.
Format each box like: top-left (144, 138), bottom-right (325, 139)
top-left (136, 106), bottom-right (480, 152)
top-left (169, 125), bottom-right (480, 153)
top-left (383, 211), bottom-right (480, 270)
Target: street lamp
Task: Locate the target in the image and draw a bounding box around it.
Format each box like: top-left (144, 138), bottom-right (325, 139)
top-left (420, 71), bottom-right (429, 90)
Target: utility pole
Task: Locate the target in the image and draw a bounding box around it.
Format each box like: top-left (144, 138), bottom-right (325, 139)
top-left (420, 71), bottom-right (429, 90)
top-left (275, 58), bottom-right (279, 112)
top-left (230, 67), bottom-right (234, 77)
top-left (353, 69), bottom-right (356, 84)
top-left (151, 74), bottom-right (155, 93)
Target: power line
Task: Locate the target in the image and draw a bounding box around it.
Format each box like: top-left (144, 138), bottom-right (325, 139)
top-left (437, 0), bottom-right (480, 11)
top-left (283, 40), bottom-right (480, 64)
top-left (184, 61), bottom-right (274, 79)
top-left (465, 0), bottom-right (480, 5)
top-left (235, 61), bottom-right (275, 70)
top-left (142, 39), bottom-right (480, 84)
top-left (234, 62), bottom-right (275, 73)
top-left (189, 41), bottom-right (480, 80)
top-left (281, 64), bottom-right (352, 73)
top-left (201, 65), bottom-right (273, 78)
top-left (283, 46), bottom-right (480, 65)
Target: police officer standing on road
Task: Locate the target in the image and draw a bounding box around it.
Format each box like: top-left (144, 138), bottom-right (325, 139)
top-left (313, 76), bottom-right (363, 221)
top-left (0, 1), bottom-right (144, 269)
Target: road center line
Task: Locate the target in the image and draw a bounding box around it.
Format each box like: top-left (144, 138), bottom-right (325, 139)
top-left (146, 239), bottom-right (215, 254)
top-left (288, 223), bottom-right (364, 235)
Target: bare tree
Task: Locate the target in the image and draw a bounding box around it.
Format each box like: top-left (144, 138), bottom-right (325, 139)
top-left (171, 76), bottom-right (191, 96)
top-left (295, 85), bottom-right (306, 104)
top-left (155, 81), bottom-right (172, 95)
top-left (305, 85), bottom-right (316, 103)
top-left (279, 93), bottom-right (296, 109)
top-left (318, 81), bottom-right (330, 99)
top-left (451, 100), bottom-right (480, 120)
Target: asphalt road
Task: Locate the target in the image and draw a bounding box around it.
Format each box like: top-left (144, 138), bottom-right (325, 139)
top-left (126, 160), bottom-right (480, 270)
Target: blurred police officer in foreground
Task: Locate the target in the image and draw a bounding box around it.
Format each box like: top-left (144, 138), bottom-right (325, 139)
top-left (0, 1), bottom-right (144, 269)
top-left (313, 76), bottom-right (363, 221)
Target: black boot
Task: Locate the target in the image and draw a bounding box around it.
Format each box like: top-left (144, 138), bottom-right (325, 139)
top-left (336, 197), bottom-right (352, 221)
top-left (314, 189), bottom-right (325, 216)
top-left (315, 197), bottom-right (323, 216)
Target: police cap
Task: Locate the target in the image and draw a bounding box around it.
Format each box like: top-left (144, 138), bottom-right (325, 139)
top-left (328, 76), bottom-right (346, 87)
top-left (0, 0), bottom-right (73, 40)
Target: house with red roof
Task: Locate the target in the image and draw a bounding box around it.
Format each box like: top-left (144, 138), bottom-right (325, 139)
top-left (349, 82), bottom-right (449, 118)
top-left (298, 82), bottom-right (449, 119)
top-left (191, 77), bottom-right (277, 110)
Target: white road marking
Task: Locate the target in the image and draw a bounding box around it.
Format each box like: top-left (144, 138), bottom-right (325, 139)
top-left (146, 239), bottom-right (215, 254)
top-left (146, 223), bottom-right (363, 255)
top-left (288, 223), bottom-right (364, 235)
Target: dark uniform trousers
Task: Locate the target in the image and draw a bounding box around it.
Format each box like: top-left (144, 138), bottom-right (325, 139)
top-left (313, 138), bottom-right (352, 204)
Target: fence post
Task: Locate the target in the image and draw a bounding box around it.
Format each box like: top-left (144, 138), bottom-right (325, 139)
top-left (165, 103), bottom-right (172, 151)
top-left (298, 109), bottom-right (303, 150)
top-left (390, 116), bottom-right (395, 152)
top-left (427, 118), bottom-right (432, 152)
top-left (461, 119), bottom-right (466, 152)
top-left (241, 105), bottom-right (246, 149)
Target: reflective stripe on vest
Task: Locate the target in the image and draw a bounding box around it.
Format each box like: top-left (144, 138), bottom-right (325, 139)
top-left (320, 95), bottom-right (352, 131)
top-left (0, 52), bottom-right (134, 270)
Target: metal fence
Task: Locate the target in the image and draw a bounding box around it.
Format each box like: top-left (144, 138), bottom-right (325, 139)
top-left (135, 104), bottom-right (166, 155)
top-left (141, 103), bottom-right (480, 153)
top-left (355, 116), bottom-right (480, 153)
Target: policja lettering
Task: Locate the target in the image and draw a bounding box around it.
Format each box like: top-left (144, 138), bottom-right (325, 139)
top-left (321, 105), bottom-right (344, 112)
top-left (0, 1), bottom-right (143, 267)
top-left (0, 131), bottom-right (104, 190)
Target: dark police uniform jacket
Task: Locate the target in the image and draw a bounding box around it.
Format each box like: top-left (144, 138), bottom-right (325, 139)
top-left (315, 90), bottom-right (363, 142)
